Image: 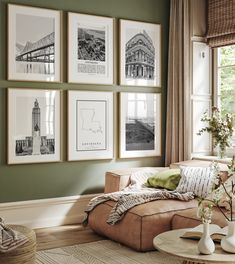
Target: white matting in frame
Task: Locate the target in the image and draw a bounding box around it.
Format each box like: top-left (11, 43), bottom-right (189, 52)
top-left (68, 90), bottom-right (113, 161)
top-left (68, 12), bottom-right (113, 85)
top-left (8, 88), bottom-right (61, 164)
top-left (8, 4), bottom-right (61, 82)
top-left (120, 19), bottom-right (161, 87)
top-left (119, 92), bottom-right (161, 158)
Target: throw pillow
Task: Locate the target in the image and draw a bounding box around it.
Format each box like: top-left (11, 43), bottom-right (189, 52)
top-left (175, 166), bottom-right (214, 198)
top-left (128, 168), bottom-right (162, 190)
top-left (146, 169), bottom-right (181, 190)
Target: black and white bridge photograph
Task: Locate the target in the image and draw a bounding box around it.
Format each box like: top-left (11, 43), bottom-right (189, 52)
top-left (15, 13), bottom-right (55, 75)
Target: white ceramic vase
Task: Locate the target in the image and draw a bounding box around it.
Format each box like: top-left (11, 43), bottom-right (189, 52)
top-left (221, 221), bottom-right (235, 253)
top-left (198, 223), bottom-right (215, 255)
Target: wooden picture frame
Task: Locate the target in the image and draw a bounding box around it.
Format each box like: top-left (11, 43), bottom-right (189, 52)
top-left (119, 92), bottom-right (161, 158)
top-left (68, 90), bottom-right (113, 161)
top-left (68, 12), bottom-right (114, 85)
top-left (8, 4), bottom-right (61, 82)
top-left (8, 88), bottom-right (61, 164)
top-left (120, 19), bottom-right (161, 87)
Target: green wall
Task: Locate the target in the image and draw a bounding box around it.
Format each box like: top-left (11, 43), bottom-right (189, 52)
top-left (0, 0), bottom-right (170, 203)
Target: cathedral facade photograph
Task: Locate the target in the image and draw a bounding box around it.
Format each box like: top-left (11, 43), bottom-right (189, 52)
top-left (125, 30), bottom-right (155, 80)
top-left (120, 19), bottom-right (161, 87)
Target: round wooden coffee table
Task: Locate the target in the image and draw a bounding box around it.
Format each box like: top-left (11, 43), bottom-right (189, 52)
top-left (153, 229), bottom-right (235, 264)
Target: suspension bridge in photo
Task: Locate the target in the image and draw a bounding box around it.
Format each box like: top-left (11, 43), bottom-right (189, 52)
top-left (16, 32), bottom-right (55, 63)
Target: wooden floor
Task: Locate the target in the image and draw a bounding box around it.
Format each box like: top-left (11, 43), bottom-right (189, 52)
top-left (35, 224), bottom-right (104, 251)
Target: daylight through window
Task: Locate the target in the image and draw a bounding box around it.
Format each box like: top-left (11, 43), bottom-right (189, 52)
top-left (217, 45), bottom-right (235, 146)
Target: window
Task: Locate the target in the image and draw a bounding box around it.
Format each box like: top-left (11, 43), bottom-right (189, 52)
top-left (216, 45), bottom-right (235, 148)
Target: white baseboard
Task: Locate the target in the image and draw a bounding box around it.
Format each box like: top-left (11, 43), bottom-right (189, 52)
top-left (0, 194), bottom-right (98, 229)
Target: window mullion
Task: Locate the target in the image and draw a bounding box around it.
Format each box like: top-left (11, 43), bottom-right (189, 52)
top-left (213, 48), bottom-right (219, 106)
top-left (218, 64), bottom-right (235, 69)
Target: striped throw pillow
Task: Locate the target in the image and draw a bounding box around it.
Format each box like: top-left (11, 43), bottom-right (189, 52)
top-left (175, 166), bottom-right (214, 198)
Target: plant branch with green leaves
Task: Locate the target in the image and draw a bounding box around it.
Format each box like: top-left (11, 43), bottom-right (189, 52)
top-left (198, 157), bottom-right (235, 223)
top-left (197, 107), bottom-right (234, 156)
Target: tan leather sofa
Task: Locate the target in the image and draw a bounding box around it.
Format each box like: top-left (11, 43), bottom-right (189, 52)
top-left (88, 161), bottom-right (229, 251)
top-left (171, 207), bottom-right (227, 230)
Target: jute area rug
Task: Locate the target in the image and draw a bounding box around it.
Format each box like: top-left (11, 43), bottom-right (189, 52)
top-left (36, 240), bottom-right (181, 264)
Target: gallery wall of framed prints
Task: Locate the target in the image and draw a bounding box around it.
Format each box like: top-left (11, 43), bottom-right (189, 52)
top-left (119, 92), bottom-right (161, 158)
top-left (8, 88), bottom-right (61, 164)
top-left (68, 91), bottom-right (113, 161)
top-left (8, 4), bottom-right (61, 82)
top-left (6, 2), bottom-right (162, 164)
top-left (68, 13), bottom-right (114, 85)
top-left (119, 19), bottom-right (161, 87)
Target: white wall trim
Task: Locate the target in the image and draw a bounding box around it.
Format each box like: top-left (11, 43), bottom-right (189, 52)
top-left (0, 194), bottom-right (99, 229)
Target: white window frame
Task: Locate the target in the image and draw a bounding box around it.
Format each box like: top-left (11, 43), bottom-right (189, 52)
top-left (213, 48), bottom-right (235, 157)
top-left (191, 41), bottom-right (212, 158)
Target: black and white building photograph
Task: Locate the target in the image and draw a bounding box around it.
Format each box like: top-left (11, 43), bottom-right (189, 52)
top-left (8, 4), bottom-right (61, 82)
top-left (77, 28), bottom-right (105, 61)
top-left (125, 29), bottom-right (155, 80)
top-left (68, 13), bottom-right (113, 84)
top-left (8, 89), bottom-right (61, 164)
top-left (120, 19), bottom-right (161, 87)
top-left (120, 92), bottom-right (161, 158)
top-left (15, 98), bottom-right (55, 156)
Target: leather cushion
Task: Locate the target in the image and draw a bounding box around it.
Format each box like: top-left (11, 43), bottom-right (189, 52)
top-left (88, 199), bottom-right (197, 251)
top-left (171, 207), bottom-right (227, 230)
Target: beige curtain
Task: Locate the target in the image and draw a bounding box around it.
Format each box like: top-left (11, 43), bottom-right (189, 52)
top-left (165, 0), bottom-right (191, 166)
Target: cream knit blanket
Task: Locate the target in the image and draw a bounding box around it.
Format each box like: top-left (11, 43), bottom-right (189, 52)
top-left (85, 169), bottom-right (195, 225)
top-left (85, 189), bottom-right (194, 225)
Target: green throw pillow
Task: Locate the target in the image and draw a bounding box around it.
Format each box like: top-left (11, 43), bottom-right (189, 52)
top-left (146, 169), bottom-right (181, 190)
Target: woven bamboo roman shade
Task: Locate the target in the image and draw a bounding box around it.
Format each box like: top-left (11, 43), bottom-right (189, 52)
top-left (207, 0), bottom-right (235, 48)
